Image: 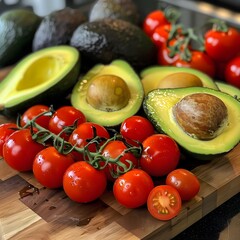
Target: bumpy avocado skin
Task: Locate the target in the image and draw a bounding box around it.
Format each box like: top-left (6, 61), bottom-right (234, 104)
top-left (89, 0), bottom-right (140, 25)
top-left (0, 9), bottom-right (41, 67)
top-left (70, 19), bottom-right (157, 71)
top-left (33, 7), bottom-right (87, 51)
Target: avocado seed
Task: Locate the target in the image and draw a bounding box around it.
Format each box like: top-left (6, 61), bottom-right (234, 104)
top-left (158, 72), bottom-right (203, 89)
top-left (173, 93), bottom-right (228, 140)
top-left (86, 74), bottom-right (130, 112)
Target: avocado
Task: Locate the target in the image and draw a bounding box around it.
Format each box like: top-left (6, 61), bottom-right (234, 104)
top-left (70, 18), bottom-right (157, 71)
top-left (89, 0), bottom-right (140, 25)
top-left (0, 9), bottom-right (41, 67)
top-left (71, 59), bottom-right (144, 127)
top-left (33, 7), bottom-right (87, 51)
top-left (143, 87), bottom-right (240, 160)
top-left (215, 81), bottom-right (240, 101)
top-left (0, 46), bottom-right (80, 116)
top-left (140, 66), bottom-right (219, 95)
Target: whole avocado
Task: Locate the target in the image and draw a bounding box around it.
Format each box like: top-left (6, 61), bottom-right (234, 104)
top-left (33, 7), bottom-right (87, 51)
top-left (70, 18), bottom-right (157, 70)
top-left (0, 9), bottom-right (41, 67)
top-left (89, 0), bottom-right (140, 25)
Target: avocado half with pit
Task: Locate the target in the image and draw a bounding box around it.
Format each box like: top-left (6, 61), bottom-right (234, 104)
top-left (71, 59), bottom-right (144, 127)
top-left (143, 87), bottom-right (240, 160)
top-left (0, 45), bottom-right (80, 115)
top-left (140, 66), bottom-right (219, 95)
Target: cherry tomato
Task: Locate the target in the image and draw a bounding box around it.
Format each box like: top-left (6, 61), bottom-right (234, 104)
top-left (147, 185), bottom-right (182, 221)
top-left (102, 140), bottom-right (139, 181)
top-left (151, 24), bottom-right (171, 48)
top-left (113, 169), bottom-right (154, 208)
top-left (140, 134), bottom-right (180, 177)
top-left (205, 27), bottom-right (240, 62)
top-left (20, 105), bottom-right (51, 129)
top-left (48, 106), bottom-right (86, 140)
top-left (0, 123), bottom-right (18, 157)
top-left (3, 129), bottom-right (45, 171)
top-left (166, 169), bottom-right (200, 201)
top-left (143, 10), bottom-right (169, 37)
top-left (225, 56), bottom-right (240, 88)
top-left (68, 122), bottom-right (110, 161)
top-left (63, 161), bottom-right (107, 203)
top-left (33, 146), bottom-right (74, 188)
top-left (120, 115), bottom-right (155, 145)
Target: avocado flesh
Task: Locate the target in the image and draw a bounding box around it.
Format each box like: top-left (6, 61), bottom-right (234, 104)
top-left (71, 60), bottom-right (144, 127)
top-left (215, 81), bottom-right (240, 100)
top-left (143, 87), bottom-right (240, 159)
top-left (0, 46), bottom-right (80, 114)
top-left (140, 66), bottom-right (219, 95)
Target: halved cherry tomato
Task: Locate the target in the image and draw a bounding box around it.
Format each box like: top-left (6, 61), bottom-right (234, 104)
top-left (166, 169), bottom-right (200, 201)
top-left (33, 146), bottom-right (74, 188)
top-left (63, 161), bottom-right (107, 203)
top-left (225, 56), bottom-right (240, 88)
top-left (147, 185), bottom-right (182, 221)
top-left (113, 169), bottom-right (154, 208)
top-left (140, 134), bottom-right (180, 177)
top-left (0, 123), bottom-right (18, 157)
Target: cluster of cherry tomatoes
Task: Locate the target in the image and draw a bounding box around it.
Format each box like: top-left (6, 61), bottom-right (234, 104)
top-left (0, 104), bottom-right (200, 221)
top-left (143, 8), bottom-right (240, 88)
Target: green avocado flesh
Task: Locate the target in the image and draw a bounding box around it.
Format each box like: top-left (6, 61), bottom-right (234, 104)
top-left (140, 66), bottom-right (218, 95)
top-left (0, 46), bottom-right (80, 114)
top-left (143, 87), bottom-right (240, 158)
top-left (215, 81), bottom-right (240, 100)
top-left (71, 60), bottom-right (144, 127)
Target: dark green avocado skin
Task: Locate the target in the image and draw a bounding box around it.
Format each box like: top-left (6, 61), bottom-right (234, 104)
top-left (33, 7), bottom-right (87, 51)
top-left (89, 0), bottom-right (140, 25)
top-left (70, 19), bottom-right (157, 71)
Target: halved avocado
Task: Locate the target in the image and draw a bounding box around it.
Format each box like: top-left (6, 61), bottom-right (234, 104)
top-left (71, 60), bottom-right (144, 126)
top-left (0, 45), bottom-right (80, 115)
top-left (143, 87), bottom-right (240, 160)
top-left (140, 66), bottom-right (219, 95)
top-left (215, 81), bottom-right (240, 101)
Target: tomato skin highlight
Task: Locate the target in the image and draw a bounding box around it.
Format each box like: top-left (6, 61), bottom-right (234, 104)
top-left (113, 169), bottom-right (154, 208)
top-left (140, 134), bottom-right (180, 177)
top-left (33, 146), bottom-right (75, 189)
top-left (225, 56), bottom-right (240, 88)
top-left (63, 161), bottom-right (107, 203)
top-left (147, 185), bottom-right (182, 221)
top-left (3, 129), bottom-right (45, 171)
top-left (166, 169), bottom-right (200, 201)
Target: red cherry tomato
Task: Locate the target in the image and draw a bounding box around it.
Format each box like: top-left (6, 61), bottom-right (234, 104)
top-left (120, 115), bottom-right (155, 145)
top-left (205, 27), bottom-right (240, 62)
top-left (63, 161), bottom-right (107, 203)
top-left (3, 129), bottom-right (45, 171)
top-left (147, 185), bottom-right (182, 221)
top-left (225, 56), bottom-right (240, 88)
top-left (33, 146), bottom-right (74, 188)
top-left (48, 106), bottom-right (86, 140)
top-left (166, 169), bottom-right (200, 201)
top-left (140, 134), bottom-right (180, 177)
top-left (143, 10), bottom-right (169, 37)
top-left (0, 123), bottom-right (18, 157)
top-left (102, 140), bottom-right (139, 181)
top-left (21, 105), bottom-right (51, 129)
top-left (113, 169), bottom-right (154, 208)
top-left (151, 24), bottom-right (172, 48)
top-left (68, 122), bottom-right (110, 161)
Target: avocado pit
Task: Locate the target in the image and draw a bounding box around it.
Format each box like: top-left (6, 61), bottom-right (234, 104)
top-left (86, 74), bottom-right (130, 112)
top-left (173, 93), bottom-right (228, 140)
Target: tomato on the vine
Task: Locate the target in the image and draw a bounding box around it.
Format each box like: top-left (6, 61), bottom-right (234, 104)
top-left (33, 146), bottom-right (74, 189)
top-left (166, 168), bottom-right (200, 201)
top-left (21, 105), bottom-right (51, 129)
top-left (63, 161), bottom-right (107, 203)
top-left (0, 123), bottom-right (18, 157)
top-left (3, 129), bottom-right (45, 171)
top-left (113, 169), bottom-right (154, 208)
top-left (140, 134), bottom-right (180, 177)
top-left (147, 185), bottom-right (182, 221)
top-left (225, 56), bottom-right (240, 88)
top-left (48, 106), bottom-right (86, 140)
